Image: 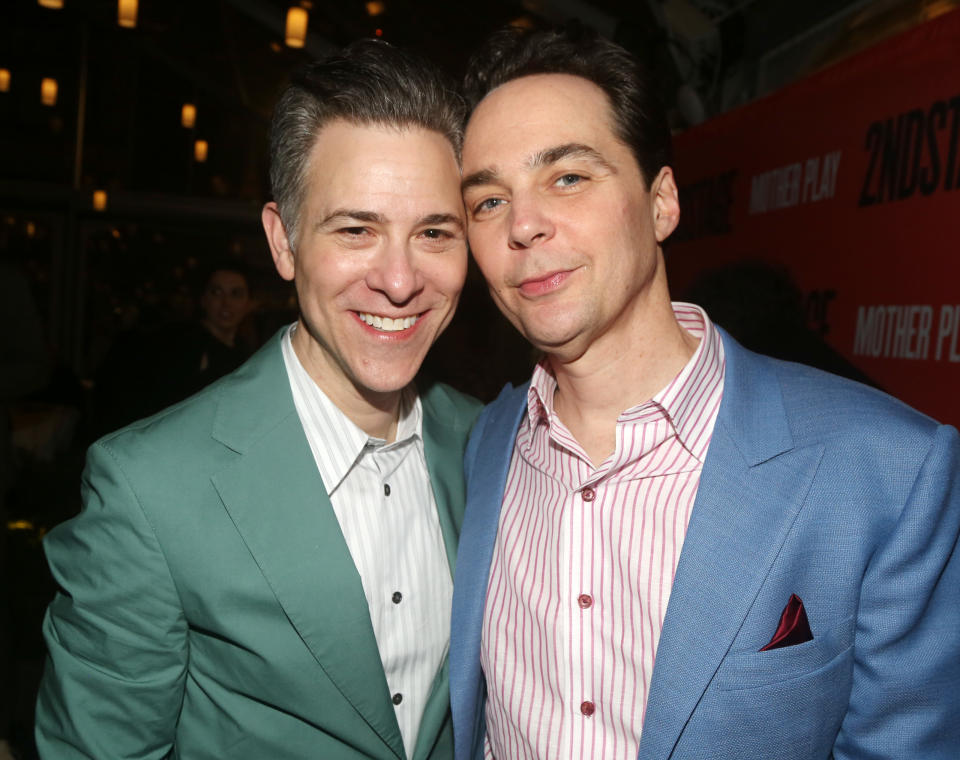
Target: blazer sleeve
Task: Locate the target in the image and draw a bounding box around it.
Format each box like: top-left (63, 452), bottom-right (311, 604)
top-left (35, 439), bottom-right (188, 759)
top-left (834, 424), bottom-right (960, 759)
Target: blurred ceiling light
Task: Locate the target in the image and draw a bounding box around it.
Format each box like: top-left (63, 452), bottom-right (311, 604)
top-left (194, 139), bottom-right (209, 163)
top-left (0, 69), bottom-right (10, 92)
top-left (26, 221), bottom-right (37, 238)
top-left (285, 7), bottom-right (308, 48)
top-left (118, 0), bottom-right (138, 28)
top-left (41, 77), bottom-right (57, 106)
top-left (93, 190), bottom-right (108, 212)
top-left (924, 0), bottom-right (956, 19)
top-left (7, 519), bottom-right (35, 531)
top-left (38, 0), bottom-right (64, 8)
top-left (366, 1), bottom-right (385, 16)
top-left (181, 103), bottom-right (196, 128)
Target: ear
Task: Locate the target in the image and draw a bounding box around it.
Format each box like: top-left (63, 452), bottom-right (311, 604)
top-left (262, 202), bottom-right (296, 282)
top-left (650, 166), bottom-right (680, 243)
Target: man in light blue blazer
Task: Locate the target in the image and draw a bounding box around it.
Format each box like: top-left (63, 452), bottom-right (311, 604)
top-left (450, 25), bottom-right (960, 760)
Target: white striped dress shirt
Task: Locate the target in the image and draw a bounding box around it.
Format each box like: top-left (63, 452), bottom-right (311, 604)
top-left (281, 326), bottom-right (453, 757)
top-left (481, 303), bottom-right (725, 760)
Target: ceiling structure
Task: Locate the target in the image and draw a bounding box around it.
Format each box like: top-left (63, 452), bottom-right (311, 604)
top-left (1, 0), bottom-right (954, 207)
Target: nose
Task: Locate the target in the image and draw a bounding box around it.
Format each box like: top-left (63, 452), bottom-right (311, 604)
top-left (366, 241), bottom-right (424, 305)
top-left (508, 195), bottom-right (555, 250)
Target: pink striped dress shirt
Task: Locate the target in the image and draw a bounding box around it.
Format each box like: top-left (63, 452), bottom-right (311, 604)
top-left (481, 303), bottom-right (725, 760)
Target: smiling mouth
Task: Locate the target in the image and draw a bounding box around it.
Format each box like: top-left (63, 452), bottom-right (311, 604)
top-left (357, 312), bottom-right (420, 332)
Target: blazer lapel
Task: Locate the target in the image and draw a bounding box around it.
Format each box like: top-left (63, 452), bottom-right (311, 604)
top-left (421, 391), bottom-right (468, 575)
top-left (638, 333), bottom-right (824, 760)
top-left (210, 335), bottom-right (404, 760)
top-left (408, 389), bottom-right (470, 759)
top-left (450, 383), bottom-right (529, 759)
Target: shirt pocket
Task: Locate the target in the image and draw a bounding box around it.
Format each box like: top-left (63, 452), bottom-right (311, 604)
top-left (714, 613), bottom-right (855, 691)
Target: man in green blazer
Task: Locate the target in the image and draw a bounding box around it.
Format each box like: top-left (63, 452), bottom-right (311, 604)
top-left (35, 41), bottom-right (480, 760)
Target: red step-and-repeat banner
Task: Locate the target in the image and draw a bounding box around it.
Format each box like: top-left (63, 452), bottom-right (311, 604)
top-left (668, 8), bottom-right (960, 425)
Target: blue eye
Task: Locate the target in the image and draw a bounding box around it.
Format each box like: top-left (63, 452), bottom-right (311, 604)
top-left (475, 198), bottom-right (504, 213)
top-left (556, 174), bottom-right (583, 187)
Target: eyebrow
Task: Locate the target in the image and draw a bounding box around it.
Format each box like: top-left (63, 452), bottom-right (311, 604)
top-left (461, 169), bottom-right (500, 194)
top-left (316, 209), bottom-right (463, 232)
top-left (461, 142), bottom-right (616, 193)
top-left (419, 212), bottom-right (465, 232)
top-left (532, 143), bottom-right (617, 173)
top-left (317, 209), bottom-right (385, 228)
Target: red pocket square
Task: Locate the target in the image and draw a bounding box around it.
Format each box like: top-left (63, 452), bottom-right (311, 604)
top-left (759, 593), bottom-right (813, 651)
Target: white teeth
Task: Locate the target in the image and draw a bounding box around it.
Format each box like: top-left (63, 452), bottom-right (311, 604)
top-left (358, 312), bottom-right (419, 332)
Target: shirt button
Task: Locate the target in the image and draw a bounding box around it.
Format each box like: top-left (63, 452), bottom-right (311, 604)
top-left (580, 700), bottom-right (595, 717)
top-left (392, 591), bottom-right (402, 604)
top-left (392, 692), bottom-right (403, 705)
top-left (384, 483), bottom-right (391, 497)
top-left (578, 594), bottom-right (593, 609)
top-left (581, 487), bottom-right (596, 502)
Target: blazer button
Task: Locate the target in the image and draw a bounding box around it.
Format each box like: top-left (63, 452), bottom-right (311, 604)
top-left (392, 693), bottom-right (403, 705)
top-left (581, 487), bottom-right (596, 502)
top-left (580, 700), bottom-right (595, 717)
top-left (392, 591), bottom-right (402, 604)
top-left (384, 483), bottom-right (391, 497)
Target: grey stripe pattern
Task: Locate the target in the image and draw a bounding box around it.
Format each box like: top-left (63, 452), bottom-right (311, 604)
top-left (281, 325), bottom-right (453, 755)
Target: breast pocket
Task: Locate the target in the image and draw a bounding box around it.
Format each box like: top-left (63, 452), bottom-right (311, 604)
top-left (715, 613), bottom-right (855, 690)
top-left (676, 615), bottom-right (856, 759)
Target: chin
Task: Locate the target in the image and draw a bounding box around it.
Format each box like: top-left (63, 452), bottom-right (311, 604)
top-left (352, 368), bottom-right (419, 397)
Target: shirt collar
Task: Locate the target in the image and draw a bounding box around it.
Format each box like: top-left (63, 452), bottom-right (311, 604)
top-left (525, 302), bottom-right (724, 462)
top-left (281, 324), bottom-right (422, 496)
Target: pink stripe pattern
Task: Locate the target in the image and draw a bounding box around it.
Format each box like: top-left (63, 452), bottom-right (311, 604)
top-left (481, 303), bottom-right (725, 760)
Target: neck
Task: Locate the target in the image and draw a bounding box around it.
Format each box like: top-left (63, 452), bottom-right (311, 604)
top-left (549, 299), bottom-right (698, 466)
top-left (291, 320), bottom-right (401, 442)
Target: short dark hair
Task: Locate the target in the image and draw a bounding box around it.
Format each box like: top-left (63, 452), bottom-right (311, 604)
top-left (463, 23), bottom-right (672, 187)
top-left (268, 39), bottom-right (465, 249)
top-left (198, 257), bottom-right (252, 297)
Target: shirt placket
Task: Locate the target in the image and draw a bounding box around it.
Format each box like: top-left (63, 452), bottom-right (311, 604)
top-left (551, 426), bottom-right (607, 758)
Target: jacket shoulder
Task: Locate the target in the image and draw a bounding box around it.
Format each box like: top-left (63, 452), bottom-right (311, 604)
top-left (421, 382), bottom-right (484, 432)
top-left (768, 357), bottom-right (942, 445)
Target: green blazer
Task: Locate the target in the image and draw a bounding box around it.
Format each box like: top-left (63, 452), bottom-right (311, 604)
top-left (35, 331), bottom-right (482, 760)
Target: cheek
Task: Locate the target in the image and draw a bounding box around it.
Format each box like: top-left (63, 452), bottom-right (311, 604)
top-left (297, 253), bottom-right (357, 299)
top-left (469, 247), bottom-right (501, 286)
top-left (467, 225), bottom-right (499, 263)
top-left (435, 267), bottom-right (468, 306)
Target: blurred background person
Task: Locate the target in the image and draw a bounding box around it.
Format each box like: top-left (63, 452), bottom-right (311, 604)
top-left (92, 259), bottom-right (256, 435)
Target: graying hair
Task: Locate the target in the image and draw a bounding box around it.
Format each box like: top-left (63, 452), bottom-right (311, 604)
top-left (268, 39), bottom-right (465, 250)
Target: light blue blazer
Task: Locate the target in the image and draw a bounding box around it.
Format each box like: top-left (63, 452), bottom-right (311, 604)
top-left (450, 330), bottom-right (960, 760)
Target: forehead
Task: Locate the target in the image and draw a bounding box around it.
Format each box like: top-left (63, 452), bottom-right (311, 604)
top-left (463, 74), bottom-right (619, 170)
top-left (304, 120), bottom-right (462, 210)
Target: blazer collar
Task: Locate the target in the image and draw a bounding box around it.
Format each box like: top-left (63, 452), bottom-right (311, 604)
top-left (421, 384), bottom-right (472, 575)
top-left (639, 330), bottom-right (824, 759)
top-left (450, 382), bottom-right (528, 760)
top-left (210, 331), bottom-right (406, 759)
